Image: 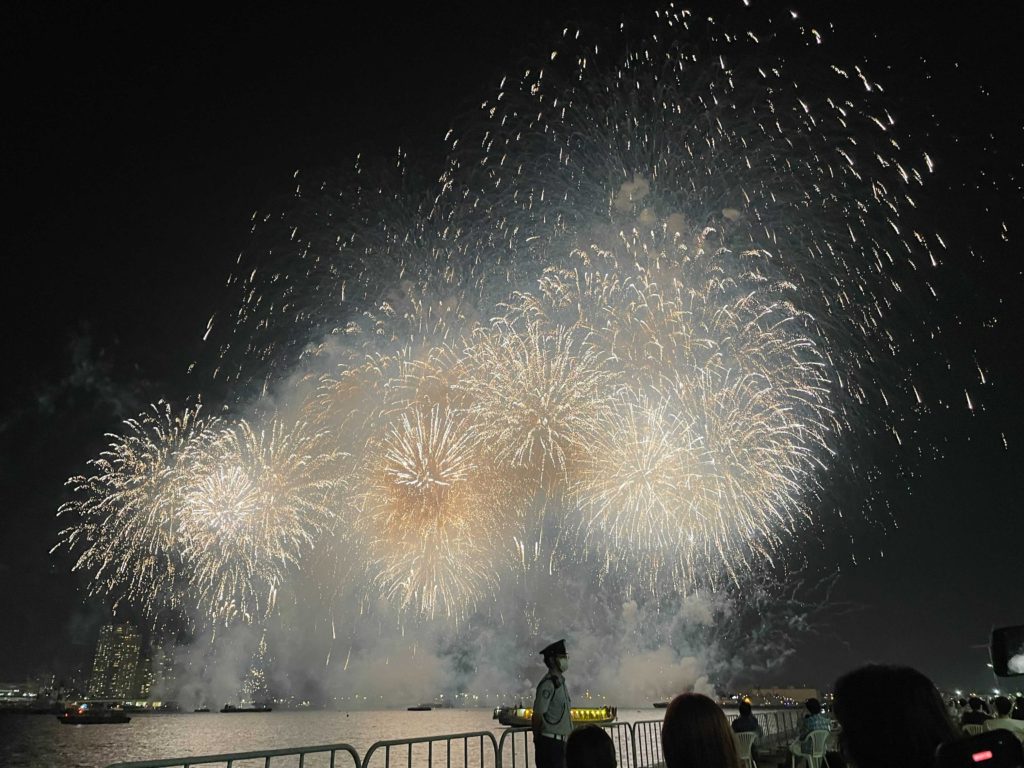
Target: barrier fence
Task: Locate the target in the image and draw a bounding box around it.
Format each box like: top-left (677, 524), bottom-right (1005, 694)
top-left (107, 712), bottom-right (805, 768)
top-left (105, 742), bottom-right (362, 768)
top-left (363, 732), bottom-right (498, 768)
top-left (753, 709), bottom-right (803, 748)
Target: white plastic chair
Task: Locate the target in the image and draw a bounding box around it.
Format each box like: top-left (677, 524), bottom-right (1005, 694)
top-left (824, 726), bottom-right (841, 753)
top-left (791, 729), bottom-right (831, 768)
top-left (963, 723), bottom-right (986, 736)
top-left (983, 721), bottom-right (1024, 743)
top-left (734, 731), bottom-right (757, 768)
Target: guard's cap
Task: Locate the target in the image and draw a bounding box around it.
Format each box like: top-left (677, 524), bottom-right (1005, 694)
top-left (540, 639), bottom-right (567, 657)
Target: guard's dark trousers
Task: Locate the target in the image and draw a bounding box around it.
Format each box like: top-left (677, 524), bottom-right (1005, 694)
top-left (534, 736), bottom-right (566, 768)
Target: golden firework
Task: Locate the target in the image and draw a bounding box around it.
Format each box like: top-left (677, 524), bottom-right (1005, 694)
top-left (180, 418), bottom-right (343, 623)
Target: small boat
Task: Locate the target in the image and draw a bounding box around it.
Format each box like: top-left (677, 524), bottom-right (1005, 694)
top-left (493, 705), bottom-right (616, 727)
top-left (194, 707), bottom-right (211, 713)
top-left (221, 703), bottom-right (272, 713)
top-left (407, 704), bottom-right (433, 711)
top-left (58, 700), bottom-right (131, 725)
top-left (653, 702), bottom-right (669, 708)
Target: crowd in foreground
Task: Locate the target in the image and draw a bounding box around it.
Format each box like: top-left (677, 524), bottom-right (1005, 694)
top-left (567, 665), bottom-right (1024, 768)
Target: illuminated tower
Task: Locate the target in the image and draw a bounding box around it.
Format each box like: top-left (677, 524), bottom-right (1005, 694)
top-left (88, 624), bottom-right (142, 699)
top-left (240, 632), bottom-right (270, 704)
top-left (149, 643), bottom-right (178, 698)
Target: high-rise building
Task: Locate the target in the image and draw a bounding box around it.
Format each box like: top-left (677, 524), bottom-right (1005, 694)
top-left (88, 624), bottom-right (143, 699)
top-left (149, 643), bottom-right (178, 698)
top-left (132, 645), bottom-right (154, 699)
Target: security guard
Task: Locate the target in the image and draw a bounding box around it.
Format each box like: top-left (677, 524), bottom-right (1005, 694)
top-left (532, 639), bottom-right (572, 768)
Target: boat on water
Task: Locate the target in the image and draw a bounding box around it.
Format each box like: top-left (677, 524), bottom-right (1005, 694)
top-left (58, 700), bottom-right (131, 725)
top-left (194, 707), bottom-right (211, 713)
top-left (221, 703), bottom-right (273, 713)
top-left (653, 702), bottom-right (669, 708)
top-left (407, 704), bottom-right (433, 711)
top-left (493, 705), bottom-right (617, 727)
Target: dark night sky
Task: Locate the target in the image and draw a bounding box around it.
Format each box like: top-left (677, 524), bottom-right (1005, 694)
top-left (1, 2), bottom-right (1022, 693)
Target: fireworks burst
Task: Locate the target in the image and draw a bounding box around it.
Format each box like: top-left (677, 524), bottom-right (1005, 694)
top-left (54, 403), bottom-right (217, 618)
top-left (354, 403), bottom-right (516, 619)
top-left (57, 7), bottom-right (976, 631)
top-left (180, 418), bottom-right (342, 624)
top-left (457, 319), bottom-right (617, 483)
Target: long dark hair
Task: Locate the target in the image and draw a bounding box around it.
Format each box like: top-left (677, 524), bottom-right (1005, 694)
top-left (567, 725), bottom-right (616, 768)
top-left (833, 665), bottom-right (958, 768)
top-left (661, 693), bottom-right (741, 768)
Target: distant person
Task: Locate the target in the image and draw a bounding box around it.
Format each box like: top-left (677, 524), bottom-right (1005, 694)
top-left (946, 696), bottom-right (962, 720)
top-left (962, 696), bottom-right (993, 726)
top-left (833, 664), bottom-right (959, 768)
top-left (731, 701), bottom-right (763, 737)
top-left (661, 692), bottom-right (741, 768)
top-left (566, 725), bottom-right (616, 768)
top-left (730, 701), bottom-right (763, 760)
top-left (789, 697), bottom-right (831, 760)
top-left (532, 639), bottom-right (572, 768)
top-left (956, 697), bottom-right (969, 719)
top-left (984, 696), bottom-right (1024, 740)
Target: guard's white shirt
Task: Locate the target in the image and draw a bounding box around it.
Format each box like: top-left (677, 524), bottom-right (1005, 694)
top-left (533, 671), bottom-right (572, 737)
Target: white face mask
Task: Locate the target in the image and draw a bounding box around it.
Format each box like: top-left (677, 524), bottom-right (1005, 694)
top-left (557, 657), bottom-right (569, 672)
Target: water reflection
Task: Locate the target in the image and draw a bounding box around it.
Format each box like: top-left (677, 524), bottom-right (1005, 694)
top-left (0, 708), bottom-right (669, 768)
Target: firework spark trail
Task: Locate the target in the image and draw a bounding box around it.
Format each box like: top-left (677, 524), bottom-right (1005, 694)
top-left (457, 318), bottom-right (618, 483)
top-left (54, 403), bottom-right (218, 619)
top-left (180, 418), bottom-right (343, 624)
top-left (436, 14), bottom-right (937, 419)
top-left (504, 223), bottom-right (835, 589)
top-left (354, 403), bottom-right (518, 619)
top-left (58, 8), bottom-right (973, 629)
top-left (570, 392), bottom-right (713, 575)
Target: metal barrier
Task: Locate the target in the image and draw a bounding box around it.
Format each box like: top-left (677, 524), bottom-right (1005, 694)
top-left (497, 722), bottom-right (655, 768)
top-left (106, 710), bottom-right (809, 768)
top-left (749, 709), bottom-right (802, 748)
top-left (362, 732), bottom-right (499, 768)
top-left (106, 742), bottom-right (361, 768)
top-left (629, 720), bottom-right (663, 768)
top-left (496, 727), bottom-right (532, 768)
top-left (600, 722), bottom-right (638, 768)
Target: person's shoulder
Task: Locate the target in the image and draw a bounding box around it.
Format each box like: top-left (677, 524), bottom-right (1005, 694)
top-left (537, 677), bottom-right (558, 700)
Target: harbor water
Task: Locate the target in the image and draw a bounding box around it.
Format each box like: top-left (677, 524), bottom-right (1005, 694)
top-left (0, 707), bottom-right (669, 768)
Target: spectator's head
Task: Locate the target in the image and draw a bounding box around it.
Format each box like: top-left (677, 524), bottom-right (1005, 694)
top-left (958, 698), bottom-right (967, 708)
top-left (738, 701), bottom-right (753, 718)
top-left (539, 639), bottom-right (568, 673)
top-left (567, 726), bottom-right (616, 768)
top-left (833, 665), bottom-right (958, 768)
top-left (662, 693), bottom-right (740, 768)
top-left (993, 696), bottom-right (1012, 717)
top-left (805, 698), bottom-right (822, 715)
top-left (968, 696), bottom-right (984, 712)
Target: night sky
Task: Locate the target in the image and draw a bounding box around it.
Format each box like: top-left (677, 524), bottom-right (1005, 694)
top-left (2, 1), bottom-right (1022, 694)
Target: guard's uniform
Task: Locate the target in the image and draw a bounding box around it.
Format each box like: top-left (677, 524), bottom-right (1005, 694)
top-left (533, 666), bottom-right (571, 768)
